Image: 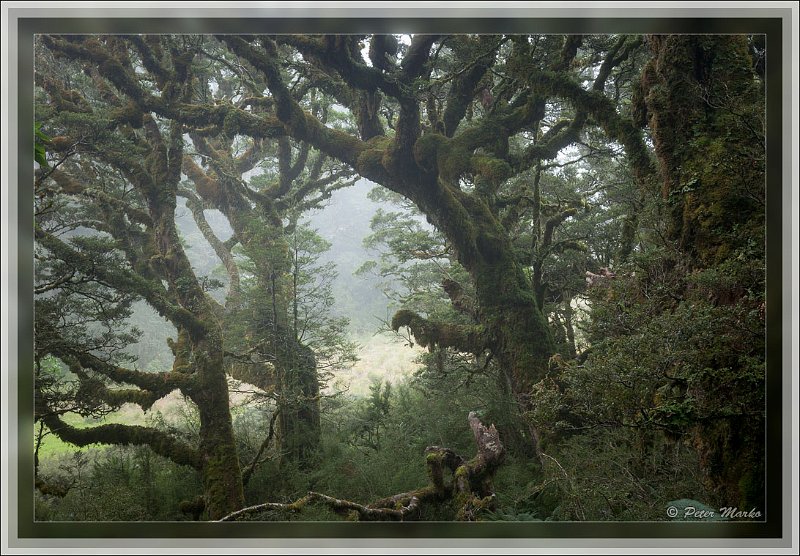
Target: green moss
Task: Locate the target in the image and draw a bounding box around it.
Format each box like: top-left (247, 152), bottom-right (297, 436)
top-left (437, 143), bottom-right (472, 185)
top-left (455, 119), bottom-right (508, 157)
top-left (426, 451), bottom-right (443, 464)
top-left (356, 145), bottom-right (386, 173)
top-left (201, 443), bottom-right (245, 520)
top-left (412, 132), bottom-right (446, 172)
top-left (471, 155), bottom-right (512, 188)
top-left (641, 35), bottom-right (763, 264)
top-left (426, 453), bottom-right (447, 493)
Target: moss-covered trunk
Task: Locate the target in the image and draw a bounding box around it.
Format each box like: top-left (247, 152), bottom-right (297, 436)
top-left (247, 227), bottom-right (322, 468)
top-left (406, 173), bottom-right (557, 458)
top-left (637, 34), bottom-right (764, 264)
top-left (473, 237), bottom-right (556, 459)
top-left (156, 213), bottom-right (245, 519)
top-left (275, 337), bottom-right (321, 466)
top-left (190, 337), bottom-right (246, 519)
top-left (150, 169), bottom-right (246, 519)
top-left (637, 34), bottom-right (765, 509)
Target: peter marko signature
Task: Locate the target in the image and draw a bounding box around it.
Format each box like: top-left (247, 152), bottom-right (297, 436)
top-left (666, 505), bottom-right (762, 520)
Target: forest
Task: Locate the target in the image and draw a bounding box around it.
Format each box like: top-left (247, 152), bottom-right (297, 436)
top-left (32, 32), bottom-right (766, 522)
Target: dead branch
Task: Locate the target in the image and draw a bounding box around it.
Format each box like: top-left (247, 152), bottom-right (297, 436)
top-left (217, 412), bottom-right (505, 522)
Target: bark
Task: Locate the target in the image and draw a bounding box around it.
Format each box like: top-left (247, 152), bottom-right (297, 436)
top-left (637, 34), bottom-right (764, 264)
top-left (40, 413), bottom-right (201, 469)
top-left (189, 340), bottom-right (246, 519)
top-left (637, 34), bottom-right (765, 509)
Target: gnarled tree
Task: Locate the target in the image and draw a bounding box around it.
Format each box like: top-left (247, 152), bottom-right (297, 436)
top-left (212, 33), bottom-right (654, 459)
top-left (35, 34), bottom-right (248, 518)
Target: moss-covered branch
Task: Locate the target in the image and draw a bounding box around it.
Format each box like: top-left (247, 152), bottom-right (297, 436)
top-left (442, 278), bottom-right (479, 320)
top-left (126, 35), bottom-right (171, 88)
top-left (529, 70), bottom-right (656, 186)
top-left (278, 169), bottom-right (357, 213)
top-left (53, 347), bottom-right (192, 394)
top-left (226, 359), bottom-right (276, 393)
top-left (515, 117), bottom-right (585, 169)
top-left (48, 169), bottom-right (152, 227)
top-left (274, 137), bottom-right (310, 197)
top-left (40, 413), bottom-right (201, 469)
top-left (180, 187), bottom-right (240, 309)
top-left (543, 207), bottom-right (579, 251)
top-left (401, 35), bottom-right (439, 79)
top-left (220, 36), bottom-right (368, 169)
top-left (441, 36), bottom-right (500, 137)
top-left (218, 491), bottom-right (421, 522)
top-left (43, 35), bottom-right (286, 140)
top-left (277, 35), bottom-right (405, 99)
top-left (391, 309), bottom-right (487, 355)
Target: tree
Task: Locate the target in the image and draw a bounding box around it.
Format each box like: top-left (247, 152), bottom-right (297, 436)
top-left (529, 34), bottom-right (766, 512)
top-left (35, 37), bottom-right (360, 508)
top-left (169, 37), bottom-right (358, 466)
top-left (205, 34), bottom-right (658, 461)
top-left (33, 35), bottom-right (248, 518)
top-left (629, 34), bottom-right (765, 507)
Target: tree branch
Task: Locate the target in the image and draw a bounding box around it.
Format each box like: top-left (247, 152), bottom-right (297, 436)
top-left (180, 187), bottom-right (241, 310)
top-left (278, 35), bottom-right (405, 99)
top-left (218, 491), bottom-right (420, 522)
top-left (241, 410), bottom-right (280, 486)
top-left (441, 36), bottom-right (501, 137)
top-left (53, 346), bottom-right (192, 393)
top-left (442, 278), bottom-right (479, 320)
top-left (392, 309), bottom-right (488, 355)
top-left (220, 36), bottom-right (368, 170)
top-left (529, 70), bottom-right (656, 186)
top-left (35, 227), bottom-right (206, 337)
top-left (41, 413), bottom-right (202, 469)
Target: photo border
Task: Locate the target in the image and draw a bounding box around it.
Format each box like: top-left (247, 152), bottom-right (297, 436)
top-left (3, 2), bottom-right (797, 552)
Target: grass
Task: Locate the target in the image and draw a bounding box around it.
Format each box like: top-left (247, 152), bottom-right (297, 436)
top-left (34, 391), bottom-right (192, 461)
top-left (328, 332), bottom-right (423, 396)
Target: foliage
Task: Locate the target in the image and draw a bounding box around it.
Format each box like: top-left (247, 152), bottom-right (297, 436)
top-left (36, 446), bottom-right (203, 521)
top-left (289, 221), bottom-right (359, 373)
top-left (34, 122), bottom-right (50, 168)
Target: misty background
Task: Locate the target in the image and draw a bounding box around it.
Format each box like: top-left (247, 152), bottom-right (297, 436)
top-left (124, 178), bottom-right (421, 396)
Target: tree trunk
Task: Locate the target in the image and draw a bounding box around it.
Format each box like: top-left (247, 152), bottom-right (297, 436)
top-left (396, 171), bottom-right (556, 459)
top-left (190, 337), bottom-right (245, 519)
top-left (637, 34), bottom-right (764, 264)
top-left (275, 335), bottom-right (321, 467)
top-left (638, 34), bottom-right (765, 509)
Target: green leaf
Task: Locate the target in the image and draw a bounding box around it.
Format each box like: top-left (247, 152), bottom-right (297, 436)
top-left (34, 122), bottom-right (50, 168)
